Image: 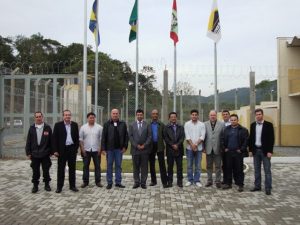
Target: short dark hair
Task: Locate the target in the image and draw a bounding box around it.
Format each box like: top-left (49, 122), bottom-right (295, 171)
top-left (190, 109), bottom-right (199, 115)
top-left (87, 112), bottom-right (96, 118)
top-left (63, 109), bottom-right (71, 116)
top-left (222, 109), bottom-right (230, 114)
top-left (34, 111), bottom-right (43, 117)
top-left (136, 109), bottom-right (144, 114)
top-left (230, 114), bottom-right (239, 120)
top-left (255, 108), bottom-right (264, 115)
top-left (169, 112), bottom-right (177, 118)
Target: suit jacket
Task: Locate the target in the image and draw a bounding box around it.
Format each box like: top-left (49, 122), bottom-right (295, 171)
top-left (150, 120), bottom-right (165, 153)
top-left (129, 121), bottom-right (152, 155)
top-left (52, 121), bottom-right (79, 154)
top-left (163, 123), bottom-right (185, 157)
top-left (249, 120), bottom-right (275, 156)
top-left (204, 120), bottom-right (224, 155)
top-left (25, 123), bottom-right (52, 158)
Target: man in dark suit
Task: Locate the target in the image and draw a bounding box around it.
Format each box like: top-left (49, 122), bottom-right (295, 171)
top-left (25, 111), bottom-right (52, 193)
top-left (52, 109), bottom-right (79, 193)
top-left (129, 109), bottom-right (152, 189)
top-left (163, 112), bottom-right (185, 188)
top-left (148, 109), bottom-right (168, 188)
top-left (249, 108), bottom-right (275, 195)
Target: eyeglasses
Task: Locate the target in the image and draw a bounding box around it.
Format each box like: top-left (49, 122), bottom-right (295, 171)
top-left (35, 116), bottom-right (42, 118)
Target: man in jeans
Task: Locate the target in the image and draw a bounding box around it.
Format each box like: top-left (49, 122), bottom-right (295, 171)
top-left (249, 108), bottom-right (275, 195)
top-left (184, 109), bottom-right (206, 187)
top-left (79, 112), bottom-right (103, 188)
top-left (101, 109), bottom-right (129, 189)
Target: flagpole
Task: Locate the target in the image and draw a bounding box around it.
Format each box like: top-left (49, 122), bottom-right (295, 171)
top-left (135, 0), bottom-right (139, 111)
top-left (83, 0), bottom-right (88, 122)
top-left (173, 44), bottom-right (177, 112)
top-left (214, 42), bottom-right (218, 112)
top-left (94, 0), bottom-right (99, 117)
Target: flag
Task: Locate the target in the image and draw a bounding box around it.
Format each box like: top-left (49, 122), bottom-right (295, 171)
top-left (129, 0), bottom-right (138, 42)
top-left (207, 0), bottom-right (221, 43)
top-left (89, 0), bottom-right (100, 46)
top-left (170, 0), bottom-right (178, 45)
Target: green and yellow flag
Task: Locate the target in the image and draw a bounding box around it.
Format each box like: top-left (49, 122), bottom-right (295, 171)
top-left (129, 0), bottom-right (138, 42)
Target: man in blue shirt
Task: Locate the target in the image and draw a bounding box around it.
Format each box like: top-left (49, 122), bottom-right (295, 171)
top-left (148, 109), bottom-right (168, 188)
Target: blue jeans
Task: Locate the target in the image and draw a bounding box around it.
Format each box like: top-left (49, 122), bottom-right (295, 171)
top-left (106, 149), bottom-right (123, 185)
top-left (186, 149), bottom-right (202, 183)
top-left (253, 149), bottom-right (272, 190)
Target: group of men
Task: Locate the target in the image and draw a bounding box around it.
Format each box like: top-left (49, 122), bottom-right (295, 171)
top-left (25, 107), bottom-right (274, 195)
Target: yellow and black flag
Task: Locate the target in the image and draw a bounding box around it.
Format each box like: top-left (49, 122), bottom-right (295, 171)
top-left (207, 0), bottom-right (221, 43)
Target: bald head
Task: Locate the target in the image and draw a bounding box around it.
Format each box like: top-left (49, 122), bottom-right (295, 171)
top-left (209, 110), bottom-right (217, 122)
top-left (151, 109), bottom-right (159, 121)
top-left (111, 109), bottom-right (119, 121)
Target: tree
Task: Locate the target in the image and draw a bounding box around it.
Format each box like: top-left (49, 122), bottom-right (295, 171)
top-left (0, 36), bottom-right (15, 63)
top-left (173, 81), bottom-right (196, 95)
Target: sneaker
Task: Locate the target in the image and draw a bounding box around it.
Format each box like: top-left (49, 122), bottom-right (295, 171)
top-left (195, 182), bottom-right (202, 187)
top-left (185, 181), bottom-right (192, 187)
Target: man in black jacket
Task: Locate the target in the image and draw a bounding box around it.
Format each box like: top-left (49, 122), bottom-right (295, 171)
top-left (163, 112), bottom-right (185, 188)
top-left (52, 109), bottom-right (79, 193)
top-left (249, 108), bottom-right (275, 195)
top-left (25, 111), bottom-right (52, 193)
top-left (101, 109), bottom-right (129, 189)
top-left (222, 114), bottom-right (249, 192)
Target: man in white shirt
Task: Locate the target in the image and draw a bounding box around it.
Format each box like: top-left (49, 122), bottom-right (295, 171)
top-left (79, 112), bottom-right (103, 188)
top-left (184, 109), bottom-right (206, 187)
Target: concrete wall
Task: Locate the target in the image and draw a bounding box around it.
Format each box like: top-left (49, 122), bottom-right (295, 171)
top-left (277, 37), bottom-right (300, 146)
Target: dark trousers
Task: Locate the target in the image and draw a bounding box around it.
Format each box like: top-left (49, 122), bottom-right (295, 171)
top-left (166, 150), bottom-right (183, 185)
top-left (57, 145), bottom-right (77, 189)
top-left (149, 143), bottom-right (168, 185)
top-left (224, 151), bottom-right (244, 186)
top-left (31, 156), bottom-right (52, 185)
top-left (132, 154), bottom-right (149, 185)
top-left (83, 151), bottom-right (101, 184)
top-left (222, 152), bottom-right (238, 184)
top-left (253, 148), bottom-right (272, 191)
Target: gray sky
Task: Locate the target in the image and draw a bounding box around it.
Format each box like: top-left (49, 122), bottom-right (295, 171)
top-left (0, 0), bottom-right (298, 95)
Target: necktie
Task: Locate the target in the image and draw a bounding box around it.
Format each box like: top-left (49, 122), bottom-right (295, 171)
top-left (138, 122), bottom-right (142, 135)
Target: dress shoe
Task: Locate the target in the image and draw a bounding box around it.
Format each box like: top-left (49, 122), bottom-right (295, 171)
top-left (32, 185), bottom-right (38, 193)
top-left (177, 183), bottom-right (183, 188)
top-left (141, 184), bottom-right (147, 189)
top-left (222, 184), bottom-right (232, 189)
top-left (96, 182), bottom-right (103, 188)
top-left (205, 182), bottom-right (213, 187)
top-left (81, 183), bottom-right (88, 188)
top-left (215, 183), bottom-right (221, 189)
top-left (115, 184), bottom-right (125, 188)
top-left (168, 183), bottom-right (173, 188)
top-left (44, 183), bottom-right (51, 192)
top-left (250, 187), bottom-right (261, 192)
top-left (265, 190), bottom-right (271, 195)
top-left (106, 184), bottom-right (112, 189)
top-left (132, 183), bottom-right (139, 189)
top-left (149, 182), bottom-right (157, 186)
top-left (163, 184), bottom-right (169, 188)
top-left (70, 187), bottom-right (79, 192)
top-left (55, 188), bottom-right (62, 193)
top-left (238, 186), bottom-right (244, 192)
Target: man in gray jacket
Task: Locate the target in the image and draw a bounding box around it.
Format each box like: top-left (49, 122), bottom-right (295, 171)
top-left (129, 109), bottom-right (152, 189)
top-left (204, 110), bottom-right (224, 188)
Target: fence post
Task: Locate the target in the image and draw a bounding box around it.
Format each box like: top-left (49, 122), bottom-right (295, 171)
top-left (126, 88), bottom-right (128, 125)
top-left (107, 89), bottom-right (110, 120)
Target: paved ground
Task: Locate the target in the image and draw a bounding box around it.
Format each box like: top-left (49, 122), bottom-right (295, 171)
top-left (0, 159), bottom-right (300, 225)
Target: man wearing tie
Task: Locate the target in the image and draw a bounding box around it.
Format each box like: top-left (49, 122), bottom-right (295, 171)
top-left (52, 109), bottom-right (79, 193)
top-left (249, 108), bottom-right (275, 195)
top-left (129, 109), bottom-right (152, 189)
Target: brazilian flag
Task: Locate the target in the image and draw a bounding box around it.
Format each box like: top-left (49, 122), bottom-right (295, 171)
top-left (129, 0), bottom-right (138, 42)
